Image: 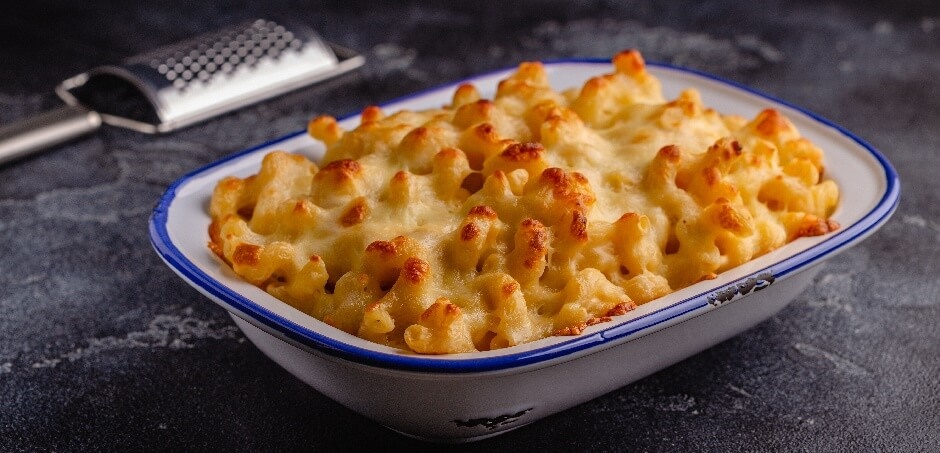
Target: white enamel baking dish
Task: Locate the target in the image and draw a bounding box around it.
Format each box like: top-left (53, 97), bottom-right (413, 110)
top-left (149, 59), bottom-right (900, 442)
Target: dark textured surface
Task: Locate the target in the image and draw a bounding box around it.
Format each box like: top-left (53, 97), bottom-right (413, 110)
top-left (2, 1), bottom-right (938, 451)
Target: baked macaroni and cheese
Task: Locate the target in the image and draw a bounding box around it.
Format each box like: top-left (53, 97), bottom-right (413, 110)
top-left (207, 50), bottom-right (840, 354)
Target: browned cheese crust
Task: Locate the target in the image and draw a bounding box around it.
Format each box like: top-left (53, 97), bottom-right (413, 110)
top-left (207, 50), bottom-right (840, 354)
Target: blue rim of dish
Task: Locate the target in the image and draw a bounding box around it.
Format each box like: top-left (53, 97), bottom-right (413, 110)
top-left (149, 57), bottom-right (900, 374)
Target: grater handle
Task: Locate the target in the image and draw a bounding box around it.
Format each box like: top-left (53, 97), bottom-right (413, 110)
top-left (0, 104), bottom-right (102, 165)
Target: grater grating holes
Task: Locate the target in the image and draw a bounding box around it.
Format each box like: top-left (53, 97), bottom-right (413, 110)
top-left (149, 20), bottom-right (306, 91)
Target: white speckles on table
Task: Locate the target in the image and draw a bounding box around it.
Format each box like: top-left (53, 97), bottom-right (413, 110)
top-left (792, 343), bottom-right (871, 377)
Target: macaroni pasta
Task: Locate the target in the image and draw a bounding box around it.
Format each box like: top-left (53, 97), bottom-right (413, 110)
top-left (207, 50), bottom-right (839, 354)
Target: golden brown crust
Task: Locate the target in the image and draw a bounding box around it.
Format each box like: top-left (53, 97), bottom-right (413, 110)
top-left (319, 159), bottom-right (362, 178)
top-left (366, 239), bottom-right (398, 256)
top-left (501, 281), bottom-right (519, 298)
top-left (340, 197), bottom-right (368, 227)
top-left (308, 115), bottom-right (342, 144)
top-left (401, 257), bottom-right (430, 284)
top-left (207, 50), bottom-right (840, 354)
top-left (500, 142), bottom-right (544, 162)
top-left (794, 216), bottom-right (841, 239)
top-left (460, 223), bottom-right (481, 241)
top-left (569, 210), bottom-right (589, 242)
top-left (207, 220), bottom-right (224, 259)
top-left (232, 244), bottom-right (262, 266)
top-left (516, 218), bottom-right (549, 270)
top-left (605, 302), bottom-right (637, 317)
top-left (468, 205), bottom-right (497, 218)
top-left (753, 109), bottom-right (794, 137)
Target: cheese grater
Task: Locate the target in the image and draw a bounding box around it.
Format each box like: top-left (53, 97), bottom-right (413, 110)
top-left (0, 19), bottom-right (364, 164)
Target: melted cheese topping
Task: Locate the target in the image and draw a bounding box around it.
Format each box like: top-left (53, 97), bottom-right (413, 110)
top-left (208, 50), bottom-right (840, 354)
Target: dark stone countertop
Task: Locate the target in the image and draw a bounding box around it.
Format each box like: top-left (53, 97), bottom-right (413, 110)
top-left (2, 1), bottom-right (938, 450)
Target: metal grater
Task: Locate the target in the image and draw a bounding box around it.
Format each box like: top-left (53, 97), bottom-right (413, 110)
top-left (0, 19), bottom-right (364, 164)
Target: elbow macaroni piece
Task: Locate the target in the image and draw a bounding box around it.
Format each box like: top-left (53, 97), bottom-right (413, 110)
top-left (208, 50), bottom-right (840, 354)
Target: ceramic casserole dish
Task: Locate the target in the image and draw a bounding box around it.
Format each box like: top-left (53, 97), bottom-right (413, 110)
top-left (149, 59), bottom-right (900, 442)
